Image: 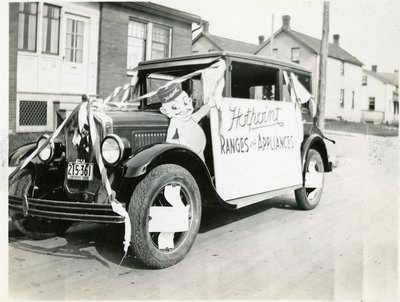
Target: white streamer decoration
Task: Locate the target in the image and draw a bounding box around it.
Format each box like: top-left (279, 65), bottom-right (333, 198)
top-left (87, 101), bottom-right (131, 254)
top-left (148, 185), bottom-right (189, 249)
top-left (283, 71), bottom-right (304, 145)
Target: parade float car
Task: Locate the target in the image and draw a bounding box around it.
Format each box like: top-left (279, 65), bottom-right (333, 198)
top-left (9, 51), bottom-right (332, 268)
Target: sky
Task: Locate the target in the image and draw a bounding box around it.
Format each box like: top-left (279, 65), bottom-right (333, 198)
top-left (152, 0), bottom-right (400, 73)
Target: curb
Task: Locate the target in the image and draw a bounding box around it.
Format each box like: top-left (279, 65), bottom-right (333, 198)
top-left (325, 130), bottom-right (366, 138)
top-left (326, 129), bottom-right (399, 138)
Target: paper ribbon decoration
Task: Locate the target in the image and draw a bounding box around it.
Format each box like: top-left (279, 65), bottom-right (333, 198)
top-left (201, 60), bottom-right (226, 109)
top-left (148, 185), bottom-right (189, 249)
top-left (9, 104), bottom-right (82, 180)
top-left (283, 71), bottom-right (304, 145)
top-left (87, 100), bottom-right (131, 254)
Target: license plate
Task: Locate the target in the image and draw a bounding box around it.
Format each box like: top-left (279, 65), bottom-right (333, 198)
top-left (67, 162), bottom-right (93, 181)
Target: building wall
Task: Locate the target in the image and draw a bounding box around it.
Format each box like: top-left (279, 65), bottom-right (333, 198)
top-left (257, 32), bottom-right (364, 123)
top-left (97, 3), bottom-right (193, 98)
top-left (361, 72), bottom-right (398, 124)
top-left (13, 2), bottom-right (100, 132)
top-left (325, 58), bottom-right (362, 122)
top-left (257, 33), bottom-right (318, 98)
top-left (192, 35), bottom-right (220, 53)
top-left (9, 3), bottom-right (19, 133)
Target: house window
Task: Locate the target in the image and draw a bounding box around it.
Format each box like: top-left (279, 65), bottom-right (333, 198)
top-left (65, 18), bottom-right (84, 63)
top-left (340, 61), bottom-right (345, 75)
top-left (291, 47), bottom-right (300, 63)
top-left (352, 91), bottom-right (355, 109)
top-left (340, 89), bottom-right (344, 108)
top-left (151, 24), bottom-right (170, 59)
top-left (362, 75), bottom-right (367, 86)
top-left (42, 4), bottom-right (61, 55)
top-left (127, 19), bottom-right (171, 70)
top-left (127, 20), bottom-right (147, 70)
top-left (18, 2), bottom-right (38, 52)
top-left (369, 97), bottom-right (375, 111)
top-left (394, 102), bottom-right (399, 115)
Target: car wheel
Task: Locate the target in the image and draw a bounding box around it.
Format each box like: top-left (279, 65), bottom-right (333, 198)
top-left (295, 149), bottom-right (325, 210)
top-left (129, 164), bottom-right (202, 269)
top-left (9, 169), bottom-right (71, 240)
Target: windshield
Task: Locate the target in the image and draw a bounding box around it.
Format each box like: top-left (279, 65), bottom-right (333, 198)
top-left (142, 65), bottom-right (210, 110)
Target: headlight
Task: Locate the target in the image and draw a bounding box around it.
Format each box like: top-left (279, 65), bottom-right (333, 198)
top-left (37, 135), bottom-right (54, 163)
top-left (101, 134), bottom-right (125, 166)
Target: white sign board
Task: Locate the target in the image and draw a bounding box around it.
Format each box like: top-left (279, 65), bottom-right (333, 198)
top-left (210, 98), bottom-right (303, 201)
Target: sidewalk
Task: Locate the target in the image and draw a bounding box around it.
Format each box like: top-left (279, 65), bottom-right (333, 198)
top-left (325, 129), bottom-right (398, 138)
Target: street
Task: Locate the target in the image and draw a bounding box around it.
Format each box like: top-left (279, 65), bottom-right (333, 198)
top-left (8, 133), bottom-right (398, 300)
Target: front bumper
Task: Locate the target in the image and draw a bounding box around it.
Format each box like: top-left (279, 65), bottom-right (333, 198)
top-left (9, 195), bottom-right (124, 224)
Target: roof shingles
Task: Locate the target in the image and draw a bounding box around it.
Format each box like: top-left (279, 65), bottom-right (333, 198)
top-left (198, 33), bottom-right (258, 54)
top-left (255, 27), bottom-right (363, 67)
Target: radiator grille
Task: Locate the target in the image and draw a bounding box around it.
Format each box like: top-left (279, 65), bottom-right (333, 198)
top-left (132, 130), bottom-right (166, 151)
top-left (19, 100), bottom-right (47, 126)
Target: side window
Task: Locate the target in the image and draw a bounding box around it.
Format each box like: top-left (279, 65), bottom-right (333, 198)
top-left (231, 62), bottom-right (279, 101)
top-left (282, 71), bottom-right (312, 103)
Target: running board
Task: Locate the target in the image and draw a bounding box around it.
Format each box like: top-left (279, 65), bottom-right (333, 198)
top-left (225, 184), bottom-right (302, 209)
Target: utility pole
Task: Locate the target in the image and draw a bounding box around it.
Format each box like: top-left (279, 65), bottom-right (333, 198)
top-left (317, 2), bottom-right (329, 132)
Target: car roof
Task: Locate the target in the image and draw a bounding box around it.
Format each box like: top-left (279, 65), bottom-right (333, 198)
top-left (135, 51), bottom-right (311, 73)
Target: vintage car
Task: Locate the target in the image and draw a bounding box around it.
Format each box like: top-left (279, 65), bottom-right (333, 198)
top-left (9, 51), bottom-right (332, 268)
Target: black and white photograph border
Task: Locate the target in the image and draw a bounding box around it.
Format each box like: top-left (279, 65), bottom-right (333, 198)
top-left (1, 0), bottom-right (399, 300)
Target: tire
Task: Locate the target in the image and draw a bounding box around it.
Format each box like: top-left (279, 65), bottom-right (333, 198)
top-left (295, 149), bottom-right (325, 210)
top-left (9, 169), bottom-right (71, 240)
top-left (129, 164), bottom-right (202, 269)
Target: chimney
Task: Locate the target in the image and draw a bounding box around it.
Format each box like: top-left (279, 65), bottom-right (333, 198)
top-left (282, 15), bottom-right (291, 30)
top-left (258, 35), bottom-right (265, 45)
top-left (333, 34), bottom-right (340, 46)
top-left (372, 65), bottom-right (377, 72)
top-left (202, 21), bottom-right (209, 33)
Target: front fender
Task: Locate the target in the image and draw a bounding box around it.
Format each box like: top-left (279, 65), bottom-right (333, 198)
top-left (301, 134), bottom-right (331, 172)
top-left (123, 144), bottom-right (195, 178)
top-left (122, 143), bottom-right (234, 208)
top-left (9, 143), bottom-right (37, 167)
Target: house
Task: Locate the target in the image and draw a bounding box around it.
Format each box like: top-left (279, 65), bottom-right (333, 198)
top-left (255, 15), bottom-right (364, 122)
top-left (361, 66), bottom-right (399, 125)
top-left (9, 2), bottom-right (202, 133)
top-left (192, 23), bottom-right (259, 54)
top-left (9, 2), bottom-right (100, 133)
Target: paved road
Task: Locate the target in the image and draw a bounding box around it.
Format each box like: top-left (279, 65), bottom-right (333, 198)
top-left (8, 134), bottom-right (398, 300)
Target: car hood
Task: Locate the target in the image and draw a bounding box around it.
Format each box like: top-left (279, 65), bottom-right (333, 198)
top-left (103, 109), bottom-right (169, 128)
